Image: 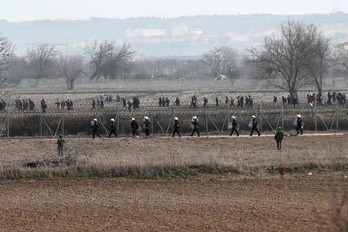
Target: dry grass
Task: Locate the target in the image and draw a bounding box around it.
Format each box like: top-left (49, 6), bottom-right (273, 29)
top-left (0, 134), bottom-right (347, 179)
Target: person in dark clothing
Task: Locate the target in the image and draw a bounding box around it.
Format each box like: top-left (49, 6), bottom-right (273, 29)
top-left (92, 118), bottom-right (101, 139)
top-left (127, 100), bottom-right (132, 112)
top-left (57, 134), bottom-right (65, 156)
top-left (130, 118), bottom-right (140, 137)
top-left (172, 117), bottom-right (181, 137)
top-left (203, 97), bottom-right (208, 108)
top-left (175, 97), bottom-right (180, 107)
top-left (296, 114), bottom-right (303, 135)
top-left (108, 118), bottom-right (117, 138)
top-left (215, 97), bottom-right (219, 106)
top-left (144, 116), bottom-right (150, 137)
top-left (92, 99), bottom-right (96, 110)
top-left (274, 127), bottom-right (284, 150)
top-left (250, 115), bottom-right (261, 136)
top-left (122, 98), bottom-right (127, 108)
top-left (41, 98), bottom-right (47, 113)
top-left (190, 116), bottom-right (200, 137)
top-left (230, 116), bottom-right (239, 136)
top-left (159, 97), bottom-right (162, 107)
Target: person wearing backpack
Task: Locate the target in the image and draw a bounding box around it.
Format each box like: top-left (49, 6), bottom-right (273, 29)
top-left (274, 127), bottom-right (284, 150)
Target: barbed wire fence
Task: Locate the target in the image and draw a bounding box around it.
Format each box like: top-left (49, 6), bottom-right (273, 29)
top-left (0, 96), bottom-right (347, 138)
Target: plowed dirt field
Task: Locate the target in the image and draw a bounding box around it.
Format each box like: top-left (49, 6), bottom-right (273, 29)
top-left (0, 174), bottom-right (347, 231)
top-left (0, 134), bottom-right (347, 231)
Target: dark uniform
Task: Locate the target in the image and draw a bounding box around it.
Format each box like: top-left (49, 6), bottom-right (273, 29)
top-left (190, 118), bottom-right (200, 137)
top-left (131, 119), bottom-right (140, 137)
top-left (297, 116), bottom-right (303, 135)
top-left (250, 117), bottom-right (261, 136)
top-left (172, 118), bottom-right (181, 137)
top-left (92, 120), bottom-right (101, 139)
top-left (57, 134), bottom-right (65, 156)
top-left (108, 120), bottom-right (117, 138)
top-left (41, 98), bottom-right (47, 113)
top-left (274, 127), bottom-right (284, 150)
top-left (144, 118), bottom-right (150, 137)
top-left (230, 118), bottom-right (239, 136)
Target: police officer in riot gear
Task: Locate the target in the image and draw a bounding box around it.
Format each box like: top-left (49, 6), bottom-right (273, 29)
top-left (250, 115), bottom-right (261, 136)
top-left (130, 118), bottom-right (140, 137)
top-left (92, 118), bottom-right (101, 139)
top-left (296, 114), bottom-right (303, 135)
top-left (109, 118), bottom-right (117, 138)
top-left (172, 117), bottom-right (181, 137)
top-left (230, 116), bottom-right (239, 136)
top-left (190, 116), bottom-right (200, 137)
top-left (144, 116), bottom-right (150, 137)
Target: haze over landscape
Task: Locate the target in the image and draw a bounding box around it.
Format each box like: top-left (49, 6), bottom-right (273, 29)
top-left (1, 2), bottom-right (348, 56)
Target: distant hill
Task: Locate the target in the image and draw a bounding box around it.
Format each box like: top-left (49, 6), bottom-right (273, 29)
top-left (1, 13), bottom-right (348, 57)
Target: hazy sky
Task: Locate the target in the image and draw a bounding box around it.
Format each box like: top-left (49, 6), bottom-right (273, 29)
top-left (1, 0), bottom-right (347, 22)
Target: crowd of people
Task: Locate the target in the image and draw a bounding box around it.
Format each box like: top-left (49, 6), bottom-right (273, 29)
top-left (1, 91), bottom-right (347, 115)
top-left (56, 98), bottom-right (74, 111)
top-left (15, 99), bottom-right (35, 111)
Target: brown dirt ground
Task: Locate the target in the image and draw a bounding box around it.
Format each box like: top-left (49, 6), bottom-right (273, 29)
top-left (0, 134), bottom-right (347, 231)
top-left (0, 174), bottom-right (347, 232)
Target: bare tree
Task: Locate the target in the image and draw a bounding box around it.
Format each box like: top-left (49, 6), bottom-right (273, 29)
top-left (335, 46), bottom-right (348, 75)
top-left (248, 21), bottom-right (316, 96)
top-left (6, 56), bottom-right (29, 85)
top-left (85, 41), bottom-right (135, 80)
top-left (27, 44), bottom-right (59, 85)
top-left (306, 30), bottom-right (331, 95)
top-left (203, 46), bottom-right (239, 85)
top-left (0, 34), bottom-right (15, 85)
top-left (57, 55), bottom-right (86, 90)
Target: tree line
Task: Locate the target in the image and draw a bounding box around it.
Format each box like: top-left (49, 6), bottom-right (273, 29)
top-left (0, 20), bottom-right (347, 95)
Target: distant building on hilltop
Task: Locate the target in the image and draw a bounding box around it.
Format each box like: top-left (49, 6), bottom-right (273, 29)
top-left (126, 28), bottom-right (166, 38)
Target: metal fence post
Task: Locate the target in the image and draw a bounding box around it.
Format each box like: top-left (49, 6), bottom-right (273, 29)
top-left (6, 110), bottom-right (9, 137)
top-left (205, 107), bottom-right (208, 134)
top-left (259, 103), bottom-right (262, 131)
top-left (227, 101), bottom-right (230, 131)
top-left (336, 102), bottom-right (339, 131)
top-left (281, 100), bottom-right (284, 130)
top-left (116, 102), bottom-right (120, 136)
top-left (40, 110), bottom-right (43, 136)
top-left (61, 108), bottom-right (64, 135)
top-left (151, 103), bottom-right (154, 136)
top-left (314, 100), bottom-right (317, 132)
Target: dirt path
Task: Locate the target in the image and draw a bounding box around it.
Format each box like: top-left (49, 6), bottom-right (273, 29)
top-left (0, 173), bottom-right (347, 231)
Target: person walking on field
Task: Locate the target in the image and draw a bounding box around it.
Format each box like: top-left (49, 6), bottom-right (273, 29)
top-left (57, 134), bottom-right (65, 156)
top-left (296, 114), bottom-right (303, 135)
top-left (250, 115), bottom-right (261, 136)
top-left (108, 118), bottom-right (117, 138)
top-left (230, 116), bottom-right (239, 136)
top-left (130, 118), bottom-right (140, 137)
top-left (190, 116), bottom-right (200, 137)
top-left (172, 117), bottom-right (181, 137)
top-left (274, 127), bottom-right (284, 150)
top-left (144, 116), bottom-right (150, 137)
top-left (92, 118), bottom-right (101, 139)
